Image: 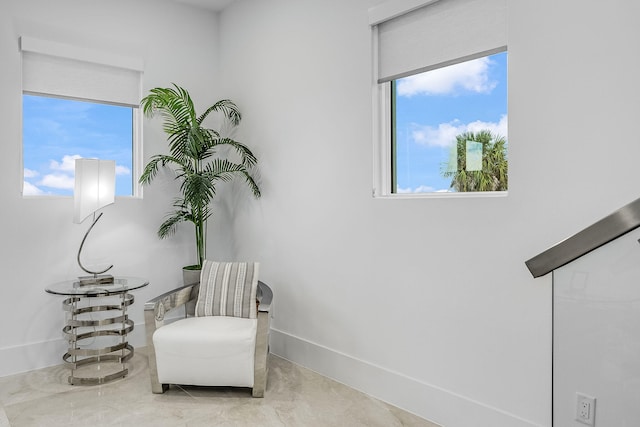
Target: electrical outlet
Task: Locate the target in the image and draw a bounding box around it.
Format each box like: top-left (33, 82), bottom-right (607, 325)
top-left (576, 393), bottom-right (596, 426)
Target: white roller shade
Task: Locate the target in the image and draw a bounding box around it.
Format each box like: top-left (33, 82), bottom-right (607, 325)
top-left (20, 37), bottom-right (142, 107)
top-left (374, 0), bottom-right (507, 83)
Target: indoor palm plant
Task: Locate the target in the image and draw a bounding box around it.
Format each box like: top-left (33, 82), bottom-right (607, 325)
top-left (140, 84), bottom-right (261, 278)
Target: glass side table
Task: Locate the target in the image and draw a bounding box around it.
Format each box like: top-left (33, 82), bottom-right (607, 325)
top-left (45, 276), bottom-right (149, 385)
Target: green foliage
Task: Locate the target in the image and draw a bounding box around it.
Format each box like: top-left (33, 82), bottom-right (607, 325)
top-left (441, 130), bottom-right (508, 192)
top-left (139, 84), bottom-right (261, 267)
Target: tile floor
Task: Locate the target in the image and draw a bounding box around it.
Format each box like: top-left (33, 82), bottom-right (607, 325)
top-left (0, 348), bottom-right (439, 426)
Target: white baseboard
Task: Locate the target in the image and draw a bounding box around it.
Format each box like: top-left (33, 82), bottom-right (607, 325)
top-left (269, 328), bottom-right (542, 427)
top-left (0, 339), bottom-right (67, 378)
top-left (0, 323), bottom-right (147, 378)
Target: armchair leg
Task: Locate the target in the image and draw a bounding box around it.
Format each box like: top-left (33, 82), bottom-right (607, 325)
top-left (252, 310), bottom-right (270, 398)
top-left (252, 386), bottom-right (264, 398)
top-left (145, 309), bottom-right (168, 394)
top-left (152, 383), bottom-right (169, 394)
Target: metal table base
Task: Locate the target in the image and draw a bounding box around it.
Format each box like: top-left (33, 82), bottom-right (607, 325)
top-left (46, 277), bottom-right (149, 386)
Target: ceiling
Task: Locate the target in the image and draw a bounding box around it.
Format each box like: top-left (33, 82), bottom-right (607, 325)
top-left (174, 0), bottom-right (237, 12)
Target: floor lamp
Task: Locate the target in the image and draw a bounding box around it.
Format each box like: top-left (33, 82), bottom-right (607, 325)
top-left (74, 158), bottom-right (116, 285)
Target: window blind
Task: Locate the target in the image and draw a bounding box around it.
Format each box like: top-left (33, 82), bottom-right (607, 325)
top-left (20, 37), bottom-right (143, 107)
top-left (373, 0), bottom-right (507, 83)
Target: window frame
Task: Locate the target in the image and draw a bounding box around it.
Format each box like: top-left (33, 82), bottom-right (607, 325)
top-left (373, 71), bottom-right (509, 200)
top-left (21, 93), bottom-right (143, 198)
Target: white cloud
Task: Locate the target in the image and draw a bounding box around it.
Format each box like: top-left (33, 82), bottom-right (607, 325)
top-left (412, 121), bottom-right (464, 148)
top-left (49, 154), bottom-right (82, 172)
top-left (23, 168), bottom-right (39, 178)
top-left (39, 173), bottom-right (75, 190)
top-left (398, 185), bottom-right (452, 194)
top-left (22, 181), bottom-right (44, 195)
top-left (397, 57), bottom-right (497, 97)
top-left (397, 185), bottom-right (435, 193)
top-left (466, 115), bottom-right (509, 137)
top-left (116, 165), bottom-right (130, 175)
top-left (41, 154), bottom-right (79, 189)
top-left (412, 115), bottom-right (508, 148)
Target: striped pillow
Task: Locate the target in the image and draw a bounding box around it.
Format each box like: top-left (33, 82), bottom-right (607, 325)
top-left (195, 261), bottom-right (259, 319)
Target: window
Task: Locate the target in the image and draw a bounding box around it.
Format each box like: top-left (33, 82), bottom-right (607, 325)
top-left (370, 0), bottom-right (507, 197)
top-left (20, 36), bottom-right (143, 197)
top-left (392, 51), bottom-right (507, 193)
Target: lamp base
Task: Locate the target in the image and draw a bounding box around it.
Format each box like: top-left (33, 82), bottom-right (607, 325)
top-left (78, 274), bottom-right (114, 286)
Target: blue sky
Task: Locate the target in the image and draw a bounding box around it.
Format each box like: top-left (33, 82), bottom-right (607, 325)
top-left (394, 51), bottom-right (507, 193)
top-left (22, 95), bottom-right (133, 196)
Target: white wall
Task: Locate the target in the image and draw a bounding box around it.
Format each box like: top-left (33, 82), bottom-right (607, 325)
top-left (0, 0), bottom-right (224, 375)
top-left (217, 0), bottom-right (640, 426)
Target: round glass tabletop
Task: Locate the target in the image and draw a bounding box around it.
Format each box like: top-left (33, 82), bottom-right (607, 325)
top-left (45, 276), bottom-right (149, 296)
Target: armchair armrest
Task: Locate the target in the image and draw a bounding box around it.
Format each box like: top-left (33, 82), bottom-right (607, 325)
top-left (144, 282), bottom-right (199, 322)
top-left (144, 282), bottom-right (198, 394)
top-left (257, 281), bottom-right (272, 313)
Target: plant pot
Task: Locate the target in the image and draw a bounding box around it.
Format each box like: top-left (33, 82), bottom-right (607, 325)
top-left (182, 265), bottom-right (201, 286)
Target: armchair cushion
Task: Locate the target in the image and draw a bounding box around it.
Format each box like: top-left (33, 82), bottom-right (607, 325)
top-left (153, 316), bottom-right (257, 387)
top-left (195, 261), bottom-right (259, 319)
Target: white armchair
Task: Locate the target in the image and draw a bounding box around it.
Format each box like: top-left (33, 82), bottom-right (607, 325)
top-left (144, 261), bottom-right (272, 397)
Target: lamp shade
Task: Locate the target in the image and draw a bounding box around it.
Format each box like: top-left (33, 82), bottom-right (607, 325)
top-left (73, 159), bottom-right (115, 224)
